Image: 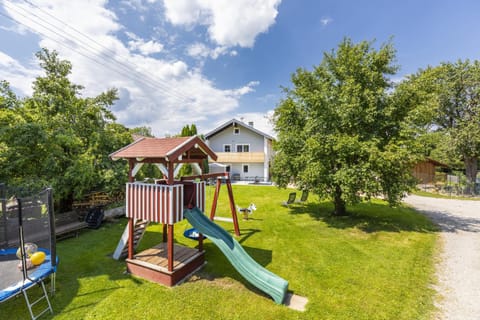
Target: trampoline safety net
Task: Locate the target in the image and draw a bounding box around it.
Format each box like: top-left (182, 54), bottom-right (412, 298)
top-left (0, 184), bottom-right (56, 268)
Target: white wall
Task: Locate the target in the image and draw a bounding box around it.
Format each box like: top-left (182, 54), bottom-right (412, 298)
top-left (230, 163), bottom-right (264, 180)
top-left (208, 124), bottom-right (264, 152)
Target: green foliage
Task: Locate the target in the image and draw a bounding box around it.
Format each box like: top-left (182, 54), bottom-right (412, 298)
top-left (273, 38), bottom-right (421, 215)
top-left (0, 49), bottom-right (132, 209)
top-left (130, 126), bottom-right (153, 137)
top-left (405, 60), bottom-right (480, 194)
top-left (179, 123), bottom-right (198, 137)
top-left (0, 80), bottom-right (19, 109)
top-left (128, 126), bottom-right (160, 181)
top-left (176, 123), bottom-right (199, 178)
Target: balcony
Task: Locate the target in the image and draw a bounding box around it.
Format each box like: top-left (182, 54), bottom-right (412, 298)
top-left (215, 152), bottom-right (265, 163)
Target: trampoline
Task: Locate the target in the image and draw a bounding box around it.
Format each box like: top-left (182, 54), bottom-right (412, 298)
top-left (0, 185), bottom-right (57, 319)
top-left (0, 248), bottom-right (57, 302)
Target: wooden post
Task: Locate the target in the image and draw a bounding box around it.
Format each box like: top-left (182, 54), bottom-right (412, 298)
top-left (167, 161), bottom-right (174, 185)
top-left (162, 224), bottom-right (167, 243)
top-left (226, 178), bottom-right (240, 236)
top-left (167, 161), bottom-right (175, 272)
top-left (209, 178), bottom-right (221, 220)
top-left (198, 232), bottom-right (203, 252)
top-left (168, 224), bottom-right (174, 272)
top-left (128, 159), bottom-right (135, 259)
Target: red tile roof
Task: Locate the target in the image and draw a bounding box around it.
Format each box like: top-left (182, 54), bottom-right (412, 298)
top-left (110, 136), bottom-right (217, 161)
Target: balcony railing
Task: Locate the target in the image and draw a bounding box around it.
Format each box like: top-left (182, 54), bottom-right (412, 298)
top-left (215, 152), bottom-right (265, 163)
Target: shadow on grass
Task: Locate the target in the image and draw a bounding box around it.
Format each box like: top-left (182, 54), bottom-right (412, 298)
top-left (58, 286), bottom-right (121, 315)
top-left (189, 242), bottom-right (275, 301)
top-left (49, 220), bottom-right (132, 318)
top-left (406, 207), bottom-right (480, 233)
top-left (237, 228), bottom-right (261, 244)
top-left (289, 201), bottom-right (439, 233)
top-left (202, 242), bottom-right (273, 270)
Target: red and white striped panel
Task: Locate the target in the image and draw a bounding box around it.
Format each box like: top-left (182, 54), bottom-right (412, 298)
top-left (126, 183), bottom-right (184, 224)
top-left (193, 181), bottom-right (206, 212)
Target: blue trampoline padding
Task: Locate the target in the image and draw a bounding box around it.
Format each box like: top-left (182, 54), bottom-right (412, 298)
top-left (0, 248), bottom-right (58, 302)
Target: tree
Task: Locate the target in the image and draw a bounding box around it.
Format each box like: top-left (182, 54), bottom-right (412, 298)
top-left (128, 126), bottom-right (160, 181)
top-left (176, 124), bottom-right (199, 177)
top-left (0, 80), bottom-right (19, 109)
top-left (272, 38), bottom-right (421, 215)
top-left (0, 80), bottom-right (51, 193)
top-left (178, 124), bottom-right (198, 137)
top-left (0, 49), bottom-right (132, 210)
top-left (427, 61), bottom-right (480, 194)
top-left (131, 126), bottom-right (154, 138)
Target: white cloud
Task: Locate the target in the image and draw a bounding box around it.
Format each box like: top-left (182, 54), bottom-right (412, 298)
top-left (1, 0), bottom-right (261, 136)
top-left (0, 23), bottom-right (29, 35)
top-left (225, 81), bottom-right (260, 96)
top-left (127, 32), bottom-right (164, 55)
top-left (391, 76), bottom-right (406, 84)
top-left (320, 17), bottom-right (333, 27)
top-left (210, 46), bottom-right (228, 59)
top-left (120, 0), bottom-right (148, 12)
top-left (0, 51), bottom-right (39, 94)
top-left (186, 42), bottom-right (237, 60)
top-left (162, 0), bottom-right (204, 26)
top-left (163, 0), bottom-right (281, 47)
top-left (186, 42), bottom-right (211, 58)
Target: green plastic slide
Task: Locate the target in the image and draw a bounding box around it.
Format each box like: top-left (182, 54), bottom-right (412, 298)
top-left (183, 207), bottom-right (288, 304)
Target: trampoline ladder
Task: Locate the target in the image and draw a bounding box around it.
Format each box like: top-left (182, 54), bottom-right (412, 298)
top-left (23, 280), bottom-right (53, 320)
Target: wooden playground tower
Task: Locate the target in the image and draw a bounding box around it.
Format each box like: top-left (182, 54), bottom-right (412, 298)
top-left (110, 136), bottom-right (240, 286)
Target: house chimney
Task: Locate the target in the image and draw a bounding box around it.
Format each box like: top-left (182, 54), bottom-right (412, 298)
top-left (248, 121), bottom-right (254, 127)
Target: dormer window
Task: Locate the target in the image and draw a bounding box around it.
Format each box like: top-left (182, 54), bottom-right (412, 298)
top-left (233, 127), bottom-right (240, 135)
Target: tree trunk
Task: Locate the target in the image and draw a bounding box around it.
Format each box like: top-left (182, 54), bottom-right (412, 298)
top-left (333, 185), bottom-right (347, 216)
top-left (464, 156), bottom-right (478, 195)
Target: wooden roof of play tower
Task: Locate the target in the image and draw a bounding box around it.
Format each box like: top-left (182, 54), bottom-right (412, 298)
top-left (110, 136), bottom-right (217, 163)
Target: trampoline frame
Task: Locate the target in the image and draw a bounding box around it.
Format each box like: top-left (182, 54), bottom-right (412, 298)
top-left (0, 248), bottom-right (57, 303)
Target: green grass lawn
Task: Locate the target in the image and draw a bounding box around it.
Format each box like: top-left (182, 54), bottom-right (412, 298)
top-left (2, 185), bottom-right (439, 319)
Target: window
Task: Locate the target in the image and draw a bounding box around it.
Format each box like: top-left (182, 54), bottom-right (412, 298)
top-left (225, 165), bottom-right (231, 173)
top-left (243, 165), bottom-right (249, 173)
top-left (223, 144), bottom-right (231, 152)
top-left (236, 144), bottom-right (250, 152)
top-left (233, 127), bottom-right (240, 135)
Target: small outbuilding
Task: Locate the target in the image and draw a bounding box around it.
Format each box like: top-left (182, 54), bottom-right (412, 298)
top-left (412, 158), bottom-right (449, 185)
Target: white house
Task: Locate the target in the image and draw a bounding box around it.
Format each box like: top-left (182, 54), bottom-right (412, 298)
top-left (204, 119), bottom-right (275, 182)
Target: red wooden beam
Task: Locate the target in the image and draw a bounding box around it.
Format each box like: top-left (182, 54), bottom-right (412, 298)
top-left (168, 224), bottom-right (174, 272)
top-left (226, 179), bottom-right (240, 236)
top-left (167, 161), bottom-right (175, 272)
top-left (209, 178), bottom-right (221, 220)
top-left (208, 177), bottom-right (240, 236)
top-left (128, 159), bottom-right (135, 259)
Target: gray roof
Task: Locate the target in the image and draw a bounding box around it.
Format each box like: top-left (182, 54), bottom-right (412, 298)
top-left (204, 118), bottom-right (275, 140)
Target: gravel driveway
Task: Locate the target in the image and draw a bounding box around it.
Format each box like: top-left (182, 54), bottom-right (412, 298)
top-left (403, 195), bottom-right (480, 320)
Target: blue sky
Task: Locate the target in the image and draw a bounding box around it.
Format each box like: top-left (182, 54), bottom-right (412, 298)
top-left (1, 0), bottom-right (480, 137)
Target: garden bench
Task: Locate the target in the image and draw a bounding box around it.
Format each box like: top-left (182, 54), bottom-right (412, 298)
top-left (55, 211), bottom-right (88, 239)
